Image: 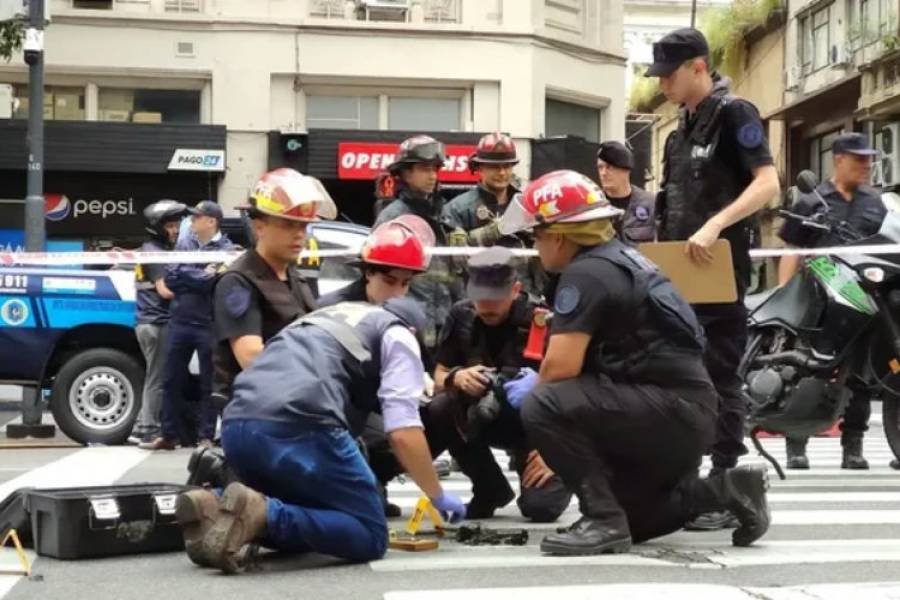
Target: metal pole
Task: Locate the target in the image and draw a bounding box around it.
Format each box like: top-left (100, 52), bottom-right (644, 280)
top-left (12, 0), bottom-right (56, 439)
top-left (24, 0), bottom-right (45, 253)
top-left (690, 0), bottom-right (697, 28)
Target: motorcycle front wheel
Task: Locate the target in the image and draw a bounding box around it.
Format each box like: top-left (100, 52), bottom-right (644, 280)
top-left (883, 397), bottom-right (900, 463)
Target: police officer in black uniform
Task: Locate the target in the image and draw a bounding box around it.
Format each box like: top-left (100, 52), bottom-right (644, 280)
top-left (497, 170), bottom-right (770, 555)
top-left (648, 28), bottom-right (781, 530)
top-left (596, 141), bottom-right (657, 245)
top-left (129, 200), bottom-right (187, 445)
top-left (429, 247), bottom-right (572, 521)
top-left (375, 135), bottom-right (464, 352)
top-left (778, 133), bottom-right (886, 470)
top-left (212, 169), bottom-right (334, 408)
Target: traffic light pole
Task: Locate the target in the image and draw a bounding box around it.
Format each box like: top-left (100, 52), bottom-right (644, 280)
top-left (8, 0), bottom-right (56, 440)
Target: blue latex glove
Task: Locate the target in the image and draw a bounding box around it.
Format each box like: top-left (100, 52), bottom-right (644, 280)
top-left (503, 367), bottom-right (539, 409)
top-left (431, 492), bottom-right (466, 524)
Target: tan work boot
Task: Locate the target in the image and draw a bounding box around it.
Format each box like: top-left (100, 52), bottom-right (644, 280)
top-left (176, 489), bottom-right (220, 567)
top-left (202, 482), bottom-right (268, 574)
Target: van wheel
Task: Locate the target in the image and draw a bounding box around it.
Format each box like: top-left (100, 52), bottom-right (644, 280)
top-left (50, 348), bottom-right (143, 445)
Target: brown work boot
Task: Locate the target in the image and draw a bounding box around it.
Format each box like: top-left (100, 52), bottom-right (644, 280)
top-left (138, 437), bottom-right (178, 451)
top-left (176, 489), bottom-right (220, 567)
top-left (202, 482), bottom-right (268, 574)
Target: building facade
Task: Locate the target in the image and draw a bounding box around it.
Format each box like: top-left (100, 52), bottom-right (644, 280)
top-left (0, 0), bottom-right (626, 246)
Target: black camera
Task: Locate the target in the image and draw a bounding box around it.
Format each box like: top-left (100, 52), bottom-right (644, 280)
top-left (465, 370), bottom-right (512, 439)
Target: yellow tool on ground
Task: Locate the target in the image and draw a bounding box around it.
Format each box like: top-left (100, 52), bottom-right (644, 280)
top-left (388, 497), bottom-right (444, 552)
top-left (0, 529), bottom-right (31, 577)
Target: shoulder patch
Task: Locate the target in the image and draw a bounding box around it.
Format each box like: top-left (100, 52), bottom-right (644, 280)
top-left (633, 205), bottom-right (651, 221)
top-left (737, 122), bottom-right (764, 149)
top-left (225, 284), bottom-right (251, 319)
top-left (553, 285), bottom-right (581, 315)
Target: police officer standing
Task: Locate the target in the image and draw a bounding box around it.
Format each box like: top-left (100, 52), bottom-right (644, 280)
top-left (375, 135), bottom-right (464, 351)
top-left (596, 141), bottom-right (657, 245)
top-left (128, 200), bottom-right (187, 445)
top-left (778, 133), bottom-right (886, 470)
top-left (430, 246), bottom-right (572, 521)
top-left (211, 169), bottom-right (334, 409)
top-left (648, 28), bottom-right (781, 530)
top-left (497, 170), bottom-right (770, 555)
top-left (176, 298), bottom-right (465, 573)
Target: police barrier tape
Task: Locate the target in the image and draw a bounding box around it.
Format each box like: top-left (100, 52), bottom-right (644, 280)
top-left (1, 243), bottom-right (900, 266)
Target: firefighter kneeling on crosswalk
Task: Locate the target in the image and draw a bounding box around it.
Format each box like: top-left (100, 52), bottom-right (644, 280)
top-left (174, 297), bottom-right (465, 573)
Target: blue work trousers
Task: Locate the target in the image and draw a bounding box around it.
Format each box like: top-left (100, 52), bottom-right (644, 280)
top-left (221, 419), bottom-right (388, 562)
top-left (161, 321), bottom-right (216, 443)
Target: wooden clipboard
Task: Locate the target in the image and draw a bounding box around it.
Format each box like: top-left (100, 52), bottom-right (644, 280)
top-left (637, 239), bottom-right (737, 304)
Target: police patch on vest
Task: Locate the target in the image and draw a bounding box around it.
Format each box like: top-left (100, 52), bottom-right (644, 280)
top-left (225, 284), bottom-right (251, 318)
top-left (554, 286), bottom-right (580, 315)
top-left (634, 205), bottom-right (650, 221)
top-left (737, 123), bottom-right (764, 149)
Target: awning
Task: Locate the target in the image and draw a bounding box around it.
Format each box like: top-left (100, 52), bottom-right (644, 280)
top-left (764, 73), bottom-right (861, 123)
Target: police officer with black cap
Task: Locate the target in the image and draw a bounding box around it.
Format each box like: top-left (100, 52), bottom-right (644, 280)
top-left (648, 28), bottom-right (781, 530)
top-left (375, 135), bottom-right (464, 352)
top-left (778, 132), bottom-right (886, 471)
top-left (596, 141), bottom-right (657, 245)
top-left (429, 247), bottom-right (572, 521)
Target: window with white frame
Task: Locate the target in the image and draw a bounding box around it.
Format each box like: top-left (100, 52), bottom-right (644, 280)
top-left (165, 0), bottom-right (202, 13)
top-left (73, 0), bottom-right (113, 8)
top-left (799, 5), bottom-right (832, 73)
top-left (388, 97), bottom-right (461, 131)
top-left (545, 98), bottom-right (602, 143)
top-left (306, 95), bottom-right (379, 130)
top-left (306, 91), bottom-right (465, 131)
top-left (849, 0), bottom-right (896, 46)
top-left (98, 88), bottom-right (201, 123)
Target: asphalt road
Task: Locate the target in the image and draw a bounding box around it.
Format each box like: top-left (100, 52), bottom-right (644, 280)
top-left (2, 409), bottom-right (900, 599)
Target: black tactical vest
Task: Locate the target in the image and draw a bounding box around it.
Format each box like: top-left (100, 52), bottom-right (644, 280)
top-left (576, 241), bottom-right (708, 387)
top-left (614, 186), bottom-right (658, 246)
top-left (451, 293), bottom-right (542, 372)
top-left (212, 249), bottom-right (317, 402)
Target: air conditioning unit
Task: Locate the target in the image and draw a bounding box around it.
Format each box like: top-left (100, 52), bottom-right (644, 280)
top-left (0, 84), bottom-right (12, 119)
top-left (785, 66), bottom-right (801, 91)
top-left (356, 0), bottom-right (409, 21)
top-left (880, 123), bottom-right (900, 187)
top-left (833, 44), bottom-right (851, 66)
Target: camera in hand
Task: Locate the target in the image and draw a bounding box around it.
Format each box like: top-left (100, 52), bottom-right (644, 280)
top-left (466, 369), bottom-right (515, 439)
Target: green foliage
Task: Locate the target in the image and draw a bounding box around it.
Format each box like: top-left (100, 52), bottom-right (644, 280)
top-left (0, 20), bottom-right (24, 62)
top-left (700, 0), bottom-right (783, 77)
top-left (629, 76), bottom-right (661, 112)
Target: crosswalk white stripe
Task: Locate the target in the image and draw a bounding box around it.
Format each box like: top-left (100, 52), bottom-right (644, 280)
top-left (384, 582), bottom-right (900, 600)
top-left (372, 552), bottom-right (681, 572)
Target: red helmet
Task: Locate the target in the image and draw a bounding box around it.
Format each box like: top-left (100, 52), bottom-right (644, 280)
top-left (240, 168), bottom-right (337, 222)
top-left (470, 132), bottom-right (518, 171)
top-left (357, 215), bottom-right (434, 272)
top-left (498, 170), bottom-right (622, 235)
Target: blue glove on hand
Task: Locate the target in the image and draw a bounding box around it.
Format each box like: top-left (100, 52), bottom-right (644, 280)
top-left (431, 492), bottom-right (466, 524)
top-left (503, 367), bottom-right (539, 409)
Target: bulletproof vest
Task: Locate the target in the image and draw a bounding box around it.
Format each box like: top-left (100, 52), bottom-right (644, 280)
top-left (292, 302), bottom-right (406, 433)
top-left (616, 186), bottom-right (657, 246)
top-left (660, 83), bottom-right (746, 242)
top-left (577, 241), bottom-right (706, 385)
top-left (212, 249), bottom-right (317, 400)
top-left (451, 294), bottom-right (542, 371)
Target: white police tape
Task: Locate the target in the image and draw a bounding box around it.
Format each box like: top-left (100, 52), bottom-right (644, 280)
top-left (1, 243), bottom-right (899, 267)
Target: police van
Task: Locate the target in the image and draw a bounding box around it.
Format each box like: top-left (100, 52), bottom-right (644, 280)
top-left (0, 221), bottom-right (368, 445)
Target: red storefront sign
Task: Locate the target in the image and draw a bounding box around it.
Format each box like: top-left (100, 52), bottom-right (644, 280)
top-left (337, 142), bottom-right (479, 183)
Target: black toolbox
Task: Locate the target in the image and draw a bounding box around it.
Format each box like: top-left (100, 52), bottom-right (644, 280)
top-left (25, 483), bottom-right (187, 560)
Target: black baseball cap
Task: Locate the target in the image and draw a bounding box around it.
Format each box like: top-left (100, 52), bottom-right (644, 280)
top-left (467, 247), bottom-right (517, 301)
top-left (832, 133), bottom-right (878, 157)
top-left (188, 200), bottom-right (224, 220)
top-left (645, 28), bottom-right (710, 77)
top-left (597, 141), bottom-right (634, 170)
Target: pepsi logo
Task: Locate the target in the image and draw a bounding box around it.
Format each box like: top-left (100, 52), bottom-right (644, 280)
top-left (45, 194), bottom-right (71, 222)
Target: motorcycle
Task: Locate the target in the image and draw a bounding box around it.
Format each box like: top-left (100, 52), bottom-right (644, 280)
top-left (741, 170), bottom-right (900, 478)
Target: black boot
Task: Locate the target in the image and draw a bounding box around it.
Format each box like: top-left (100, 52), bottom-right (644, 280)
top-left (841, 432), bottom-right (869, 470)
top-left (186, 447), bottom-right (237, 488)
top-left (539, 477), bottom-right (632, 556)
top-left (688, 465), bottom-right (770, 547)
top-left (683, 467), bottom-right (740, 531)
top-left (465, 485), bottom-right (515, 519)
top-left (786, 437), bottom-right (810, 470)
